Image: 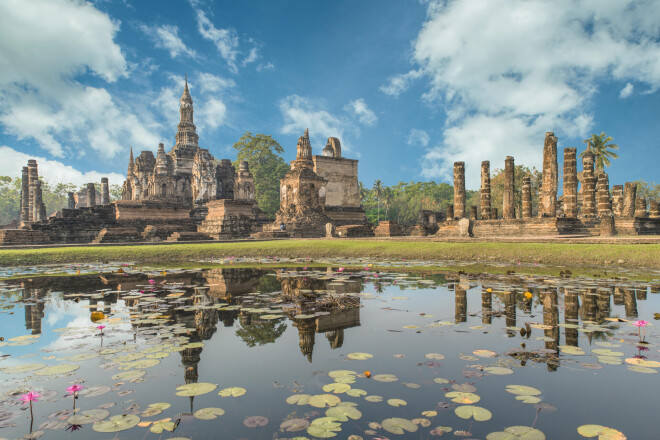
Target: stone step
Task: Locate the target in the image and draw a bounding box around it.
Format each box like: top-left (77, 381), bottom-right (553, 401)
top-left (166, 231), bottom-right (214, 242)
top-left (92, 227), bottom-right (141, 244)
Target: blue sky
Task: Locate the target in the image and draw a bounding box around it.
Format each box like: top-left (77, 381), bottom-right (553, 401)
top-left (0, 0), bottom-right (658, 190)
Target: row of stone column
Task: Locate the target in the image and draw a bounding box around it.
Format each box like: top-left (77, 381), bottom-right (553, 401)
top-left (19, 160), bottom-right (46, 225)
top-left (65, 178), bottom-right (111, 210)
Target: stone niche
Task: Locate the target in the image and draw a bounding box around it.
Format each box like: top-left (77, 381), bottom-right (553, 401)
top-left (198, 199), bottom-right (268, 238)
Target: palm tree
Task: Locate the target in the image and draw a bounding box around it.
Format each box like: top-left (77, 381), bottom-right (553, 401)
top-left (373, 180), bottom-right (383, 223)
top-left (580, 132), bottom-right (619, 170)
top-left (358, 181), bottom-right (368, 202)
top-left (382, 187), bottom-right (393, 220)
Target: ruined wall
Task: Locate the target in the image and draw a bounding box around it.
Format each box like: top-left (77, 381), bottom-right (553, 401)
top-left (312, 156), bottom-right (360, 208)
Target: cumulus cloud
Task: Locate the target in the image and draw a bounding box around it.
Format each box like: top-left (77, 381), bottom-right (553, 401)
top-left (242, 47), bottom-right (259, 66)
top-left (347, 98), bottom-right (378, 126)
top-left (619, 82), bottom-right (634, 99)
top-left (0, 146), bottom-right (126, 186)
top-left (407, 129), bottom-right (430, 147)
top-left (0, 0), bottom-right (160, 159)
top-left (141, 24), bottom-right (196, 58)
top-left (388, 0), bottom-right (660, 187)
top-left (195, 10), bottom-right (239, 73)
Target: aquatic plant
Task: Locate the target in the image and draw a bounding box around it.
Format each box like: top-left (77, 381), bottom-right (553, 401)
top-left (633, 320), bottom-right (649, 341)
top-left (19, 391), bottom-right (41, 420)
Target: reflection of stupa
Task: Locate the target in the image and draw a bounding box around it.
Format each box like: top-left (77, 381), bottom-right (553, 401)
top-left (325, 329), bottom-right (344, 349)
top-left (294, 319), bottom-right (316, 363)
top-left (23, 288), bottom-right (45, 335)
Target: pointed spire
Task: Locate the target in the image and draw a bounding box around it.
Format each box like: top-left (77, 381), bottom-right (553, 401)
top-left (304, 128), bottom-right (309, 138)
top-left (127, 146), bottom-right (135, 176)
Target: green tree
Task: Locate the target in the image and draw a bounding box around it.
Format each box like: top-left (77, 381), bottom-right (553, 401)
top-left (489, 165), bottom-right (542, 217)
top-left (232, 132), bottom-right (290, 219)
top-left (634, 180), bottom-right (660, 201)
top-left (0, 176), bottom-right (21, 225)
top-left (580, 132), bottom-right (619, 170)
top-left (235, 320), bottom-right (287, 347)
top-left (372, 179), bottom-right (383, 223)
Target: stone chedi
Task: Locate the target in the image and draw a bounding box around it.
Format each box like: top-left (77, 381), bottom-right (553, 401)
top-left (540, 132), bottom-right (558, 217)
top-left (19, 160), bottom-right (47, 226)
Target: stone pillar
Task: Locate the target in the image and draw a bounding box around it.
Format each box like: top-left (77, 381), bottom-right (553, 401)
top-left (600, 214), bottom-right (615, 236)
top-left (469, 206), bottom-right (478, 220)
top-left (491, 207), bottom-right (498, 219)
top-left (480, 161), bottom-right (491, 220)
top-left (580, 151), bottom-right (596, 217)
top-left (650, 199), bottom-right (660, 218)
top-left (20, 166), bottom-right (30, 224)
top-left (540, 132), bottom-right (558, 217)
top-left (522, 176), bottom-right (532, 219)
top-left (622, 182), bottom-right (636, 217)
top-left (635, 197), bottom-right (647, 218)
top-left (563, 147), bottom-right (578, 217)
top-left (101, 177), bottom-right (110, 204)
top-left (596, 171), bottom-right (612, 216)
top-left (453, 162), bottom-right (466, 218)
top-left (503, 156), bottom-right (515, 219)
top-left (67, 192), bottom-right (75, 210)
top-left (32, 181), bottom-right (43, 222)
top-left (612, 185), bottom-right (624, 217)
top-left (27, 159), bottom-right (38, 222)
top-left (87, 183), bottom-right (96, 207)
top-left (446, 204), bottom-right (454, 220)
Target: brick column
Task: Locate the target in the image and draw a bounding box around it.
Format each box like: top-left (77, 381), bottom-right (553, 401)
top-left (20, 166), bottom-right (30, 224)
top-left (596, 171), bottom-right (612, 216)
top-left (491, 207), bottom-right (498, 219)
top-left (649, 199), bottom-right (660, 218)
top-left (562, 147), bottom-right (578, 217)
top-left (580, 151), bottom-right (596, 217)
top-left (101, 177), bottom-right (110, 204)
top-left (503, 156), bottom-right (515, 219)
top-left (67, 192), bottom-right (76, 209)
top-left (453, 162), bottom-right (466, 218)
top-left (480, 161), bottom-right (491, 219)
top-left (540, 132), bottom-right (558, 217)
top-left (611, 185), bottom-right (624, 217)
top-left (469, 205), bottom-right (478, 220)
top-left (87, 183), bottom-right (96, 207)
top-left (522, 175), bottom-right (532, 218)
top-left (446, 204), bottom-right (454, 220)
top-left (622, 182), bottom-right (636, 217)
top-left (635, 197), bottom-right (647, 218)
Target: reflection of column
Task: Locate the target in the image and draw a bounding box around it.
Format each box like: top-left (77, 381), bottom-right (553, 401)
top-left (453, 162), bottom-right (466, 218)
top-left (23, 289), bottom-right (45, 335)
top-left (325, 329), bottom-right (344, 349)
top-left (542, 289), bottom-right (559, 371)
top-left (613, 287), bottom-right (624, 306)
top-left (597, 288), bottom-right (611, 321)
top-left (481, 287), bottom-right (492, 325)
top-left (624, 288), bottom-right (638, 318)
top-left (295, 319), bottom-right (316, 363)
top-left (504, 291), bottom-right (516, 331)
top-left (455, 284), bottom-right (467, 324)
top-left (564, 289), bottom-right (579, 347)
top-left (636, 287), bottom-right (647, 301)
top-left (480, 161), bottom-right (491, 219)
top-left (580, 289), bottom-right (598, 322)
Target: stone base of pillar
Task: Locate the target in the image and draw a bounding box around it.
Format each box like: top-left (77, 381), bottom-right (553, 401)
top-left (599, 215), bottom-right (616, 236)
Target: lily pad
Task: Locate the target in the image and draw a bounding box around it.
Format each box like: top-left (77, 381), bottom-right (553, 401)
top-left (485, 366), bottom-right (514, 375)
top-left (372, 373), bottom-right (398, 382)
top-left (326, 405), bottom-right (362, 421)
top-left (92, 414), bottom-right (140, 432)
top-left (445, 392), bottom-right (480, 404)
top-left (473, 349), bottom-right (497, 357)
top-left (347, 352), bottom-right (373, 360)
top-left (66, 409), bottom-right (109, 425)
top-left (454, 405), bottom-right (493, 421)
top-left (381, 417), bottom-right (418, 435)
top-left (1, 363), bottom-right (46, 374)
top-left (218, 387), bottom-right (246, 397)
top-left (387, 398), bottom-right (407, 407)
top-left (150, 420), bottom-right (175, 433)
top-left (487, 426), bottom-right (546, 440)
top-left (309, 394), bottom-right (341, 408)
top-left (577, 424), bottom-right (626, 439)
top-left (34, 364), bottom-right (80, 376)
top-left (625, 358), bottom-right (660, 368)
top-left (119, 358), bottom-right (160, 370)
top-left (364, 395), bottom-right (383, 402)
top-left (559, 346), bottom-right (585, 355)
top-left (328, 370), bottom-right (357, 378)
top-left (433, 377), bottom-right (449, 384)
top-left (81, 385), bottom-right (112, 398)
top-left (425, 353), bottom-right (446, 360)
top-left (307, 417), bottom-right (341, 438)
top-left (516, 395), bottom-right (542, 404)
top-left (193, 407), bottom-right (225, 420)
top-left (286, 394), bottom-right (310, 405)
top-left (111, 370), bottom-right (145, 381)
top-left (175, 382), bottom-right (217, 396)
top-left (505, 385), bottom-right (542, 396)
top-left (280, 418), bottom-right (310, 432)
top-left (323, 383), bottom-right (351, 394)
top-left (243, 415), bottom-right (269, 427)
top-left (346, 388), bottom-right (367, 397)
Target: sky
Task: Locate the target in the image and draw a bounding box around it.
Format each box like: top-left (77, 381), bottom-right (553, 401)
top-left (0, 0), bottom-right (659, 190)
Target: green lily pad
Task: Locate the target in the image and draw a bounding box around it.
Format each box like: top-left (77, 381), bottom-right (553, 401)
top-left (334, 375), bottom-right (356, 384)
top-left (323, 383), bottom-right (351, 394)
top-left (559, 346), bottom-right (585, 355)
top-left (487, 426), bottom-right (546, 440)
top-left (387, 398), bottom-right (407, 407)
top-left (433, 377), bottom-right (449, 384)
top-left (280, 418), bottom-right (310, 432)
top-left (627, 365), bottom-right (657, 374)
top-left (150, 420), bottom-right (175, 433)
top-left (516, 395), bottom-right (541, 404)
top-left (1, 363), bottom-right (46, 374)
top-left (364, 395), bottom-right (383, 402)
top-left (309, 394), bottom-right (341, 408)
top-left (218, 387), bottom-right (246, 397)
top-left (328, 370), bottom-right (357, 378)
top-left (347, 352), bottom-right (373, 360)
top-left (445, 392), bottom-right (480, 404)
top-left (69, 353), bottom-right (99, 362)
top-left (307, 417), bottom-right (341, 438)
top-left (454, 405), bottom-right (493, 421)
top-left (425, 353), bottom-right (445, 360)
top-left (326, 405), bottom-right (362, 421)
top-left (372, 373), bottom-right (398, 382)
top-left (119, 358), bottom-right (160, 370)
top-left (92, 414), bottom-right (140, 432)
top-left (286, 394), bottom-right (310, 405)
top-left (591, 349), bottom-right (624, 357)
top-left (175, 382), bottom-right (217, 396)
top-left (484, 367), bottom-right (514, 375)
top-left (194, 407), bottom-right (225, 420)
top-left (346, 388), bottom-right (367, 397)
top-left (243, 415), bottom-right (269, 427)
top-left (111, 370), bottom-right (145, 381)
top-left (381, 417), bottom-right (418, 435)
top-left (34, 364), bottom-right (80, 376)
top-left (67, 409), bottom-right (110, 425)
top-left (505, 385), bottom-right (542, 396)
top-left (577, 424), bottom-right (626, 439)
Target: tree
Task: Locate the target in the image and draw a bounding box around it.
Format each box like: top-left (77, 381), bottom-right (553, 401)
top-left (372, 180), bottom-right (383, 223)
top-left (235, 320), bottom-right (287, 347)
top-left (232, 132), bottom-right (290, 219)
top-left (382, 187), bottom-right (393, 220)
top-left (580, 132), bottom-right (619, 170)
top-left (634, 180), bottom-right (660, 201)
top-left (489, 165), bottom-right (542, 217)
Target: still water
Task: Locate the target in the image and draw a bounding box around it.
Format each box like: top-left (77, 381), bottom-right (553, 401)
top-left (0, 265), bottom-right (658, 440)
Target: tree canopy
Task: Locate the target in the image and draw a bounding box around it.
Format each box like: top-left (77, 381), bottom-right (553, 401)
top-left (580, 132), bottom-right (619, 170)
top-left (232, 132), bottom-right (290, 219)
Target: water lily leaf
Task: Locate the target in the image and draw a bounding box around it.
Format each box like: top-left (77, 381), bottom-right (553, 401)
top-left (326, 405), bottom-right (362, 421)
top-left (597, 356), bottom-right (623, 365)
top-left (473, 350), bottom-right (497, 357)
top-left (309, 394), bottom-right (341, 408)
top-left (505, 385), bottom-right (542, 396)
top-left (487, 426), bottom-right (546, 440)
top-left (218, 387), bottom-right (246, 397)
top-left (193, 407), bottom-right (225, 420)
top-left (559, 346), bottom-right (585, 355)
top-left (404, 382), bottom-right (421, 389)
top-left (286, 394), bottom-right (310, 405)
top-left (422, 410), bottom-right (437, 417)
top-left (328, 370), bottom-right (357, 378)
top-left (454, 405), bottom-right (492, 421)
top-left (381, 417), bottom-right (418, 435)
top-left (334, 375), bottom-right (356, 384)
top-left (591, 349), bottom-right (623, 357)
top-left (387, 398), bottom-right (407, 407)
top-left (452, 383), bottom-right (477, 392)
top-left (446, 392), bottom-right (480, 404)
top-left (81, 385), bottom-right (112, 398)
top-left (1, 363), bottom-right (46, 374)
top-left (372, 373), bottom-right (398, 382)
top-left (280, 418), bottom-right (310, 432)
top-left (626, 365), bottom-right (657, 374)
top-left (111, 370), bottom-right (145, 381)
top-left (346, 388), bottom-right (367, 397)
top-left (150, 420), bottom-right (175, 433)
top-left (433, 377), bottom-right (449, 384)
top-left (431, 426), bottom-right (453, 435)
top-left (364, 395), bottom-right (383, 402)
top-left (69, 353), bottom-right (99, 362)
top-left (307, 417), bottom-right (341, 438)
top-left (577, 424), bottom-right (626, 439)
top-left (425, 353), bottom-right (445, 360)
top-left (412, 418), bottom-right (431, 427)
top-left (515, 395), bottom-right (541, 404)
top-left (243, 415), bottom-right (269, 427)
top-left (625, 358), bottom-right (660, 368)
top-left (115, 353), bottom-right (144, 362)
top-left (175, 382), bottom-right (217, 396)
top-left (347, 352), bottom-right (373, 360)
top-left (92, 414), bottom-right (140, 432)
top-left (67, 409), bottom-right (109, 425)
top-left (323, 383), bottom-right (351, 394)
top-left (119, 358), bottom-right (160, 370)
top-left (34, 364), bottom-right (80, 376)
top-left (146, 352), bottom-right (169, 359)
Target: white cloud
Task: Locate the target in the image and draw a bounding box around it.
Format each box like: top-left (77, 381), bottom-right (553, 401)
top-left (619, 82), bottom-right (634, 99)
top-left (407, 129), bottom-right (430, 147)
top-left (347, 98), bottom-right (378, 126)
top-left (0, 145), bottom-right (126, 186)
top-left (197, 72), bottom-right (236, 94)
top-left (279, 95), bottom-right (354, 153)
top-left (392, 0), bottom-right (660, 186)
top-left (380, 70), bottom-right (422, 96)
top-left (0, 0), bottom-right (161, 160)
top-left (141, 24), bottom-right (196, 58)
top-left (256, 62), bottom-right (275, 72)
top-left (242, 47), bottom-right (259, 66)
top-left (197, 98), bottom-right (227, 131)
top-left (195, 10), bottom-right (239, 73)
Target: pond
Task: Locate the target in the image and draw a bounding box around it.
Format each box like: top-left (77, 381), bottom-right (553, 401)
top-left (0, 264), bottom-right (658, 440)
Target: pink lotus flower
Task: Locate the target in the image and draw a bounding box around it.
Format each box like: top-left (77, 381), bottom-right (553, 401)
top-left (19, 391), bottom-right (41, 404)
top-left (337, 268), bottom-right (345, 272)
top-left (148, 279), bottom-right (156, 285)
top-left (66, 384), bottom-right (84, 395)
top-left (96, 325), bottom-right (106, 330)
top-left (634, 320), bottom-right (649, 327)
top-left (634, 320), bottom-right (649, 341)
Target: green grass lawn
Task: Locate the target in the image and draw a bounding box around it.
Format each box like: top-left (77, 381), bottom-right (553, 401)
top-left (1, 239), bottom-right (657, 270)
